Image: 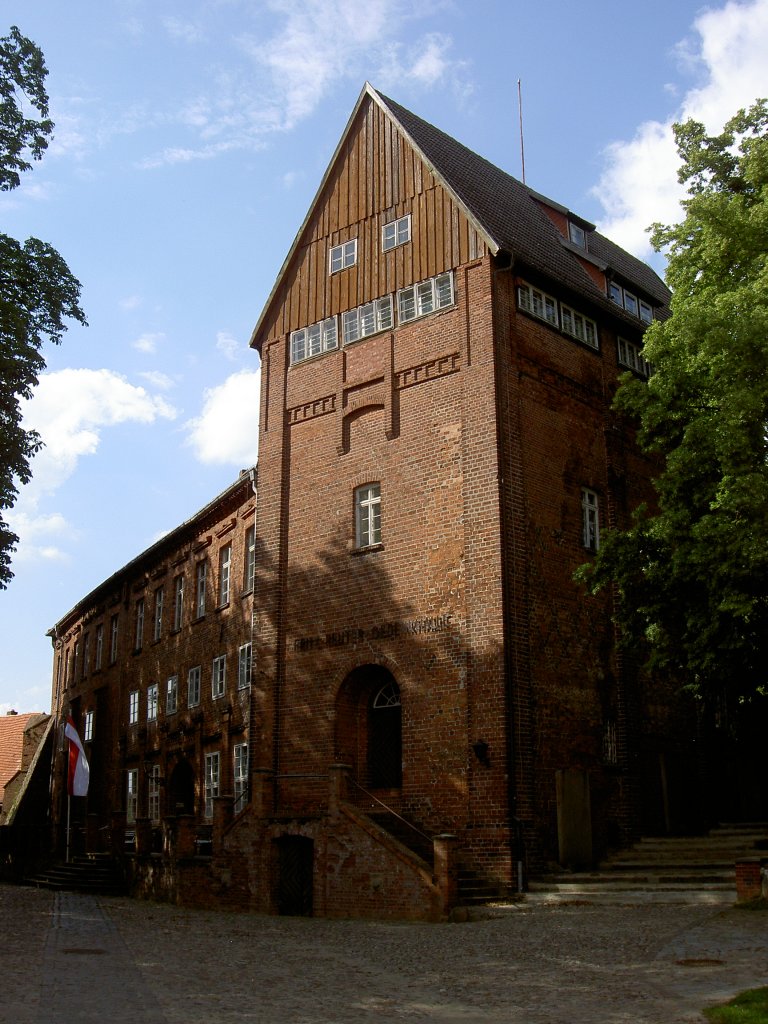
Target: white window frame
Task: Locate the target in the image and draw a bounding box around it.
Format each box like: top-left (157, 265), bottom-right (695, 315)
top-left (329, 238), bottom-right (357, 274)
top-left (638, 299), bottom-right (653, 325)
top-left (244, 525), bottom-right (256, 593)
top-left (233, 743), bottom-right (248, 813)
top-left (147, 683), bottom-right (158, 722)
top-left (153, 587), bottom-right (164, 641)
top-left (382, 215), bottom-right (411, 251)
top-left (166, 674), bottom-right (178, 715)
top-left (342, 296), bottom-right (393, 345)
top-left (238, 643), bottom-right (252, 690)
top-left (218, 544), bottom-right (231, 607)
top-left (355, 483), bottom-right (382, 548)
top-left (135, 598), bottom-right (144, 651)
top-left (290, 316), bottom-right (338, 365)
top-left (212, 655), bottom-right (227, 699)
top-left (173, 575), bottom-right (184, 631)
top-left (204, 752), bottom-right (220, 819)
top-left (568, 221), bottom-right (586, 248)
top-left (582, 488), bottom-right (600, 552)
top-left (560, 303), bottom-right (598, 350)
top-left (127, 769), bottom-right (138, 824)
top-left (187, 665), bottom-right (201, 708)
top-left (618, 337), bottom-right (652, 378)
top-left (84, 710), bottom-right (94, 743)
top-left (398, 271), bottom-right (454, 324)
top-left (128, 689), bottom-right (139, 725)
top-left (517, 282), bottom-right (559, 327)
top-left (195, 561), bottom-right (207, 618)
top-left (148, 764), bottom-right (161, 823)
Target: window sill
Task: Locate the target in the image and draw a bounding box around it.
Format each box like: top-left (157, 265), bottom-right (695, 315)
top-left (351, 543), bottom-right (384, 556)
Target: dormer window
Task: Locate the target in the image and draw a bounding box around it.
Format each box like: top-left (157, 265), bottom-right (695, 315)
top-left (568, 221), bottom-right (586, 249)
top-left (329, 239), bottom-right (357, 274)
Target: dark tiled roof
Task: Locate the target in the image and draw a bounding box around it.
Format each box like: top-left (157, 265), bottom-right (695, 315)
top-left (375, 90), bottom-right (670, 320)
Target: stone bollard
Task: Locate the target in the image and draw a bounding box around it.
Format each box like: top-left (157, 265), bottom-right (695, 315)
top-left (735, 858), bottom-right (763, 901)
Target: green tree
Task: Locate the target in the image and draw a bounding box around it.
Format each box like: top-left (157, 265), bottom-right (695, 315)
top-left (580, 100), bottom-right (768, 704)
top-left (0, 26), bottom-right (86, 588)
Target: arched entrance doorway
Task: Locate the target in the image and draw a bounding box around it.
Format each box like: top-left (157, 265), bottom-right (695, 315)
top-left (335, 665), bottom-right (402, 790)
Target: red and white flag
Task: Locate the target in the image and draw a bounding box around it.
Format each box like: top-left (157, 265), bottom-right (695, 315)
top-left (65, 716), bottom-right (90, 797)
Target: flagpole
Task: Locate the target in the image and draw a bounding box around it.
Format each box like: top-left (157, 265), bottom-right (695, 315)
top-left (66, 794), bottom-right (71, 863)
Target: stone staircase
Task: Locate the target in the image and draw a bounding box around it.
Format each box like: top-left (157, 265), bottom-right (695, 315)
top-left (26, 852), bottom-right (127, 896)
top-left (526, 823), bottom-right (768, 905)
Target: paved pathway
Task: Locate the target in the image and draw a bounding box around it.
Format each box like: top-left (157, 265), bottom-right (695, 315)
top-left (2, 884), bottom-right (767, 1023)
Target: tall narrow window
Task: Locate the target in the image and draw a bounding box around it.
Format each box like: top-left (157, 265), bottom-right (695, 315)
top-left (234, 743), bottom-right (248, 813)
top-left (187, 665), bottom-right (201, 707)
top-left (129, 689), bottom-right (139, 725)
top-left (95, 624), bottom-right (104, 670)
top-left (166, 675), bottom-right (178, 715)
top-left (355, 483), bottom-right (382, 548)
top-left (582, 488), bottom-right (600, 552)
top-left (153, 587), bottom-right (164, 641)
top-left (135, 598), bottom-right (145, 651)
top-left (238, 643), bottom-right (252, 690)
top-left (148, 764), bottom-right (161, 822)
top-left (204, 752), bottom-right (220, 818)
top-left (212, 655), bottom-right (227, 699)
top-left (109, 614), bottom-right (119, 663)
top-left (127, 769), bottom-right (138, 823)
top-left (218, 545), bottom-right (231, 607)
top-left (244, 525), bottom-right (256, 593)
top-left (84, 710), bottom-right (94, 743)
top-left (195, 561), bottom-right (207, 618)
top-left (173, 575), bottom-right (184, 630)
top-left (147, 683), bottom-right (158, 722)
top-left (82, 633), bottom-right (90, 678)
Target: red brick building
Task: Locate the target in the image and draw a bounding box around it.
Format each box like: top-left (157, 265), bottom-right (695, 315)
top-left (45, 85), bottom-right (704, 919)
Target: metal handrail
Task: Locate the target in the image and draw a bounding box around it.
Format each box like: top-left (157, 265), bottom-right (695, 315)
top-left (347, 777), bottom-right (433, 846)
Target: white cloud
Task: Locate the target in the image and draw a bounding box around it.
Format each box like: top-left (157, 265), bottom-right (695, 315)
top-left (138, 370), bottom-right (176, 391)
top-left (119, 294), bottom-right (143, 312)
top-left (163, 16), bottom-right (204, 44)
top-left (132, 331), bottom-right (166, 354)
top-left (216, 331), bottom-right (241, 361)
top-left (9, 369), bottom-right (177, 562)
top-left (185, 369), bottom-right (261, 466)
top-left (594, 0), bottom-right (768, 260)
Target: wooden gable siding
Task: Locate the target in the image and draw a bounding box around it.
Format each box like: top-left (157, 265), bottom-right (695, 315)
top-left (260, 97), bottom-right (487, 344)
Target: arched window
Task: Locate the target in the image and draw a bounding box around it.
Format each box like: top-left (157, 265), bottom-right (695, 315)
top-left (368, 679), bottom-right (402, 789)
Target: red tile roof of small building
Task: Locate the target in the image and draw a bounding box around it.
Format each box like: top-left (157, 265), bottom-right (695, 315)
top-left (0, 712), bottom-right (47, 805)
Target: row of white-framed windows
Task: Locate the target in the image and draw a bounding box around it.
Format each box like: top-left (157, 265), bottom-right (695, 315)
top-left (148, 764), bottom-right (161, 823)
top-left (84, 710), bottom-right (94, 743)
top-left (518, 283), bottom-right (599, 351)
top-left (218, 544), bottom-right (231, 607)
top-left (195, 561), bottom-right (207, 619)
top-left (233, 742), bottom-right (248, 813)
top-left (342, 294), bottom-right (393, 346)
top-left (244, 525), bottom-right (256, 593)
top-left (342, 296), bottom-right (393, 344)
top-left (290, 317), bottom-right (338, 364)
top-left (290, 272), bottom-right (456, 366)
top-left (126, 768), bottom-right (138, 824)
top-left (153, 587), bottom-right (163, 641)
top-left (173, 575), bottom-right (184, 630)
top-left (582, 488), bottom-right (600, 552)
top-left (617, 337), bottom-right (652, 378)
top-left (134, 598), bottom-right (145, 651)
top-left (329, 239), bottom-right (357, 274)
top-left (608, 281), bottom-right (653, 325)
top-left (398, 271), bottom-right (454, 324)
top-left (561, 303), bottom-right (598, 350)
top-left (129, 689), bottom-right (139, 725)
top-left (212, 655), bottom-right (227, 699)
top-left (382, 215), bottom-right (411, 251)
top-left (238, 643), bottom-right (252, 690)
top-left (355, 483), bottom-right (382, 548)
top-left (204, 751), bottom-right (220, 818)
top-left (147, 682), bottom-right (158, 722)
top-left (188, 665), bottom-right (201, 707)
top-left (166, 674), bottom-right (178, 715)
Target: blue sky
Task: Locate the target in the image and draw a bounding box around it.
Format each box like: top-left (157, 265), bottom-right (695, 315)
top-left (1, 0), bottom-right (767, 714)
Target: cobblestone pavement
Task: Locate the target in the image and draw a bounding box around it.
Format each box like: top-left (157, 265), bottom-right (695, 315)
top-left (3, 884), bottom-right (768, 1024)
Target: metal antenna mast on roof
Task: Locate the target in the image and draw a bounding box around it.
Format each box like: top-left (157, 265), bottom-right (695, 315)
top-left (517, 78), bottom-right (526, 185)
